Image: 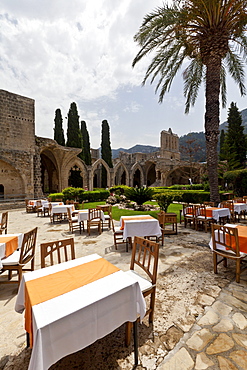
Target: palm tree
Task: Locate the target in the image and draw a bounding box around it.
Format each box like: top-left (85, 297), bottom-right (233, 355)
top-left (132, 0), bottom-right (247, 203)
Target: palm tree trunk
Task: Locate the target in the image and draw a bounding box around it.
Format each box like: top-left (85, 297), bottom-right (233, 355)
top-left (205, 59), bottom-right (221, 204)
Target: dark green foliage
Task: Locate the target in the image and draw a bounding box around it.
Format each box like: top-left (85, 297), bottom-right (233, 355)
top-left (81, 190), bottom-right (110, 202)
top-left (109, 185), bottom-right (131, 195)
top-left (48, 193), bottom-right (64, 202)
top-left (224, 102), bottom-right (246, 170)
top-left (54, 108), bottom-right (65, 146)
top-left (219, 130), bottom-right (226, 161)
top-left (81, 120), bottom-right (92, 165)
top-left (125, 187), bottom-right (154, 205)
top-left (101, 120), bottom-right (113, 188)
top-left (66, 102), bottom-right (82, 153)
top-left (153, 192), bottom-right (176, 212)
top-left (223, 169), bottom-right (247, 196)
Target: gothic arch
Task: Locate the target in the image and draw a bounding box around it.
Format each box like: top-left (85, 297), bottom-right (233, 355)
top-left (164, 165), bottom-right (201, 186)
top-left (146, 162), bottom-right (156, 186)
top-left (130, 163), bottom-right (144, 187)
top-left (113, 161), bottom-right (129, 186)
top-left (62, 157), bottom-right (88, 189)
top-left (91, 158), bottom-right (111, 189)
top-left (0, 157), bottom-right (26, 197)
top-left (40, 148), bottom-right (60, 194)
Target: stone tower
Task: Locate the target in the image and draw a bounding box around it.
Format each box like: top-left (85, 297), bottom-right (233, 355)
top-left (0, 89), bottom-right (42, 198)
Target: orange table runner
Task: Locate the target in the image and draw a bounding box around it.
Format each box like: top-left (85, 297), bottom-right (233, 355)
top-left (201, 207), bottom-right (219, 218)
top-left (25, 258), bottom-right (119, 347)
top-left (0, 236), bottom-right (18, 257)
top-left (120, 215), bottom-right (153, 230)
top-left (225, 225), bottom-right (247, 254)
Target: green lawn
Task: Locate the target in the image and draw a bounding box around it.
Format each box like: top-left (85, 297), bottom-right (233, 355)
top-left (82, 201), bottom-right (183, 222)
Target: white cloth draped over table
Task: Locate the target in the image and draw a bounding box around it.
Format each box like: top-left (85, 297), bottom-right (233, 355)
top-left (15, 254), bottom-right (146, 370)
top-left (233, 203), bottom-right (247, 214)
top-left (0, 233), bottom-right (23, 269)
top-left (51, 204), bottom-right (74, 215)
top-left (119, 215), bottom-right (162, 240)
top-left (77, 210), bottom-right (105, 222)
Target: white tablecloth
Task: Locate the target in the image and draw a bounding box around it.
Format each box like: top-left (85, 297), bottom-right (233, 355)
top-left (15, 254), bottom-right (146, 370)
top-left (233, 203), bottom-right (247, 214)
top-left (207, 207), bottom-right (231, 222)
top-left (51, 204), bottom-right (74, 215)
top-left (0, 233), bottom-right (23, 269)
top-left (120, 216), bottom-right (162, 240)
top-left (77, 210), bottom-right (105, 222)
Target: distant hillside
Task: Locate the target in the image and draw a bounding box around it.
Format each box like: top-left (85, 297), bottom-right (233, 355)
top-left (112, 144), bottom-right (159, 159)
top-left (179, 107), bottom-right (247, 162)
top-left (111, 108), bottom-right (247, 161)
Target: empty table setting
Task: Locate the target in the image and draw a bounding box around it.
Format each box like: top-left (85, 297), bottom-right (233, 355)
top-left (15, 253), bottom-right (146, 370)
top-left (119, 215), bottom-right (162, 241)
top-left (0, 233), bottom-right (23, 269)
top-left (201, 206), bottom-right (231, 222)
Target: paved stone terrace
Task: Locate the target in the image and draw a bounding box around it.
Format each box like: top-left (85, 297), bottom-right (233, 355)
top-left (0, 208), bottom-right (246, 370)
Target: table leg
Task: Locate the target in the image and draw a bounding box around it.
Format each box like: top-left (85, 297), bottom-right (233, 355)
top-left (133, 320), bottom-right (138, 366)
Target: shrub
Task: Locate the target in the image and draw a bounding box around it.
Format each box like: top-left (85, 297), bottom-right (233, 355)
top-left (81, 190), bottom-right (110, 202)
top-left (154, 192), bottom-right (176, 212)
top-left (223, 169), bottom-right (247, 196)
top-left (125, 187), bottom-right (154, 205)
top-left (48, 193), bottom-right (64, 201)
top-left (109, 185), bottom-right (131, 195)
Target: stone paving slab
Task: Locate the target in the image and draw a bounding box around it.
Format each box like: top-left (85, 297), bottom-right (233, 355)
top-left (0, 208), bottom-right (247, 369)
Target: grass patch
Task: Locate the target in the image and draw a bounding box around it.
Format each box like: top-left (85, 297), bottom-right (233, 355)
top-left (81, 201), bottom-right (183, 222)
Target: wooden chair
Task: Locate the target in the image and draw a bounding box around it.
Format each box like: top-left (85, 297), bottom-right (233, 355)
top-left (25, 199), bottom-right (34, 213)
top-left (183, 204), bottom-right (196, 229)
top-left (220, 200), bottom-right (237, 223)
top-left (98, 205), bottom-right (112, 230)
top-left (160, 212), bottom-right (177, 235)
top-left (67, 207), bottom-right (83, 233)
top-left (40, 238), bottom-right (75, 268)
top-left (0, 211), bottom-right (8, 234)
top-left (203, 201), bottom-right (215, 207)
top-left (36, 200), bottom-right (43, 217)
top-left (124, 236), bottom-right (159, 346)
top-left (196, 205), bottom-right (215, 232)
top-left (211, 224), bottom-right (247, 283)
top-left (112, 220), bottom-right (131, 251)
top-left (87, 208), bottom-right (102, 235)
top-left (0, 227), bottom-right (38, 286)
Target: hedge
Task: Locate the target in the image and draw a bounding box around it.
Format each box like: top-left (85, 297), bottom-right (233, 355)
top-left (223, 169), bottom-right (247, 196)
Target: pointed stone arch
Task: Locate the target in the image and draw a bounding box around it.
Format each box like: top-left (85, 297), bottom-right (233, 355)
top-left (62, 157), bottom-right (88, 189)
top-left (164, 165), bottom-right (201, 186)
top-left (0, 157), bottom-right (26, 197)
top-left (113, 161), bottom-right (129, 186)
top-left (91, 158), bottom-right (111, 189)
top-left (130, 163), bottom-right (144, 187)
top-left (146, 162), bottom-right (156, 186)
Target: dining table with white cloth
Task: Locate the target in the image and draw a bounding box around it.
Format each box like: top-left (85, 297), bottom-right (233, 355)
top-left (15, 253), bottom-right (146, 370)
top-left (209, 223), bottom-right (247, 254)
top-left (51, 204), bottom-right (74, 215)
top-left (77, 209), bottom-right (105, 223)
top-left (233, 203), bottom-right (247, 214)
top-left (0, 233), bottom-right (23, 269)
top-left (203, 207), bottom-right (231, 222)
top-left (120, 215), bottom-right (162, 240)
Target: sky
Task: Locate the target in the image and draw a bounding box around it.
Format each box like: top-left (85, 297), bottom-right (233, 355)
top-left (1, 0), bottom-right (247, 150)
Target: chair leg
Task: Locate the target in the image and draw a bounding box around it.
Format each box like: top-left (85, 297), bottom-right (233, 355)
top-left (236, 260), bottom-right (240, 283)
top-left (125, 321), bottom-right (132, 346)
top-left (149, 291), bottom-right (156, 323)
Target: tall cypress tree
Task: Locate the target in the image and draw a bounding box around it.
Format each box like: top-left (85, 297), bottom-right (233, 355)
top-left (225, 102), bottom-right (246, 170)
top-left (54, 108), bottom-right (65, 146)
top-left (101, 120), bottom-right (113, 188)
top-left (81, 120), bottom-right (92, 165)
top-left (66, 102), bottom-right (82, 150)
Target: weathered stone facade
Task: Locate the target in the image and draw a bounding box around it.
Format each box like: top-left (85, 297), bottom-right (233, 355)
top-left (0, 90), bottom-right (202, 199)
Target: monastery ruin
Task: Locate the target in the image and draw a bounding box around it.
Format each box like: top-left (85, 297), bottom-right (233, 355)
top-left (0, 90), bottom-right (202, 200)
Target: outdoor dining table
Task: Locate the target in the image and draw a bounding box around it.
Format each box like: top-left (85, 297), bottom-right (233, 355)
top-left (209, 224), bottom-right (247, 253)
top-left (233, 203), bottom-right (247, 214)
top-left (120, 215), bottom-right (162, 241)
top-left (15, 253), bottom-right (146, 370)
top-left (0, 233), bottom-right (23, 269)
top-left (202, 207), bottom-right (231, 222)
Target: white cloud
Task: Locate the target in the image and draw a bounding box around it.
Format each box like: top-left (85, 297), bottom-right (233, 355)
top-left (0, 0), bottom-right (246, 149)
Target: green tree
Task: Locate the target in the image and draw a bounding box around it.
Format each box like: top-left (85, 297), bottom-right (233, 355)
top-left (219, 129), bottom-right (226, 161)
top-left (224, 102), bottom-right (246, 169)
top-left (132, 0), bottom-right (247, 204)
top-left (54, 108), bottom-right (65, 146)
top-left (101, 119), bottom-right (113, 188)
top-left (66, 102), bottom-right (82, 152)
top-left (81, 120), bottom-right (92, 165)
